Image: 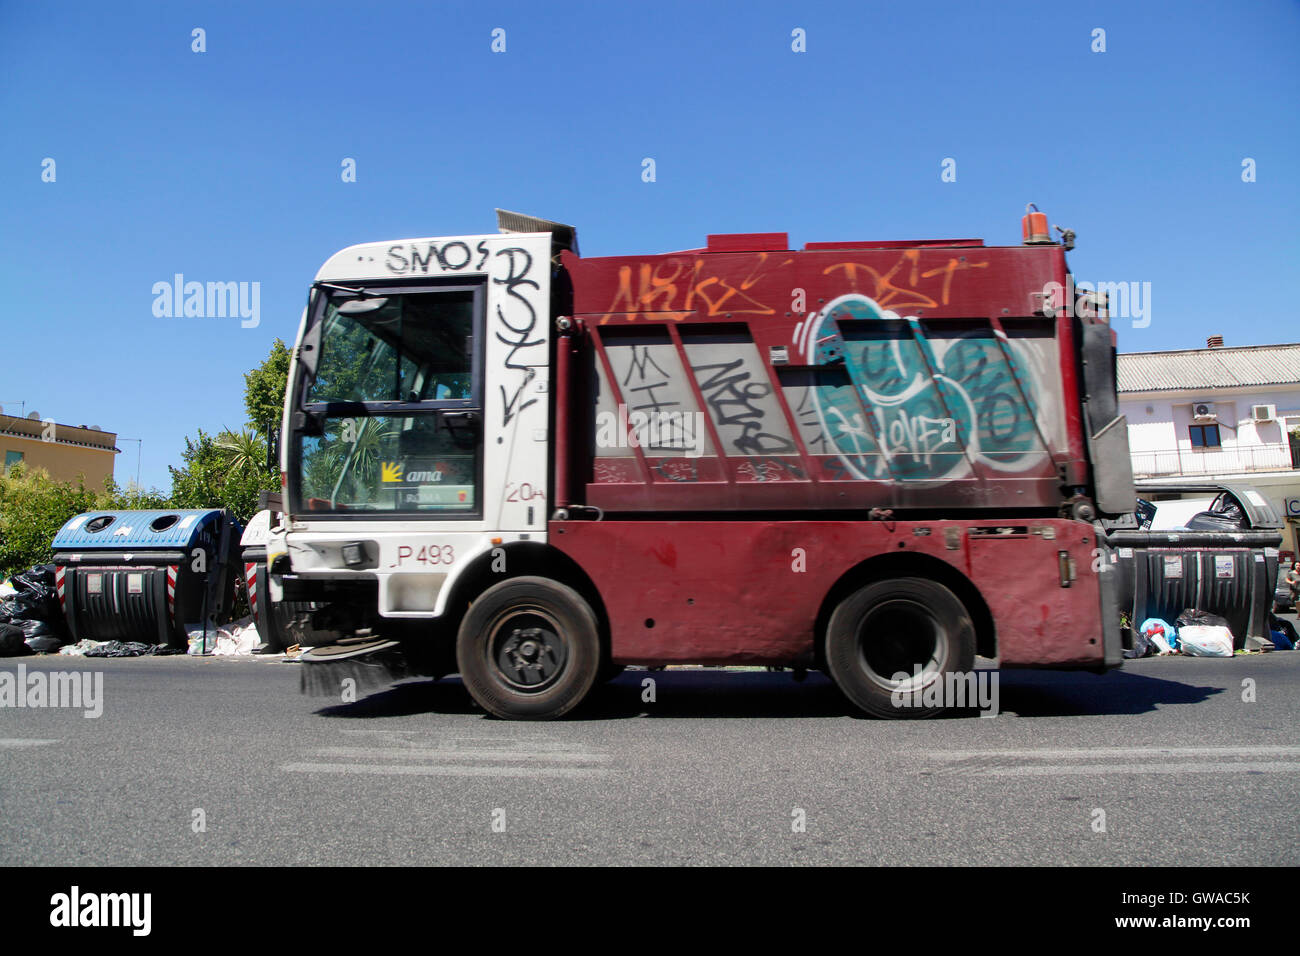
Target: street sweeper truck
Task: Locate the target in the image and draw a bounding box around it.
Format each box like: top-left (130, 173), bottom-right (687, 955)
top-left (268, 207), bottom-right (1135, 718)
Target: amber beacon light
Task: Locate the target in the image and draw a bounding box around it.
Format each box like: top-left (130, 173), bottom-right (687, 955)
top-left (1021, 203), bottom-right (1052, 244)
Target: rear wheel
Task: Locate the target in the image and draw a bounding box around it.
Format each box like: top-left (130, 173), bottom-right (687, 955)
top-left (456, 577), bottom-right (600, 720)
top-left (825, 577), bottom-right (975, 718)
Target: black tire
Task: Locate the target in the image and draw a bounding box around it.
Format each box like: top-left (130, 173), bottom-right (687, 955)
top-left (456, 576), bottom-right (600, 720)
top-left (825, 577), bottom-right (975, 718)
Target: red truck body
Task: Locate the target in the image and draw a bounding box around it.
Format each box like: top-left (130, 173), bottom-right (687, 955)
top-left (548, 231), bottom-right (1121, 670)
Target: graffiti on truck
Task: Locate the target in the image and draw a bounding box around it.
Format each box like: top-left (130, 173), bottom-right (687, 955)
top-left (597, 253), bottom-right (794, 324)
top-left (798, 294), bottom-right (1052, 484)
top-left (493, 246), bottom-right (545, 427)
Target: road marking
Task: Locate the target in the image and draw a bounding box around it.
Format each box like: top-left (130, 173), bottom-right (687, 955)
top-left (932, 745), bottom-right (1300, 760)
top-left (978, 762), bottom-right (1300, 777)
top-left (315, 746), bottom-right (610, 763)
top-left (919, 745), bottom-right (1300, 777)
top-left (282, 762), bottom-right (609, 778)
top-left (0, 739), bottom-right (58, 749)
top-left (285, 735), bottom-right (614, 779)
top-left (336, 729), bottom-right (588, 752)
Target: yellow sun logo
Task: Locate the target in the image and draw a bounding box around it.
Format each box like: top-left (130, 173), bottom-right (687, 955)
top-left (380, 461), bottom-right (403, 483)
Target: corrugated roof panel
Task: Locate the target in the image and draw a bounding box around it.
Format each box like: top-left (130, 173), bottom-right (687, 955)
top-left (1118, 344), bottom-right (1300, 392)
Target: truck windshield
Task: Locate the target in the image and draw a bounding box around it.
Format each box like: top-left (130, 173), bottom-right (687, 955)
top-left (307, 290), bottom-right (474, 404)
top-left (294, 285), bottom-right (482, 516)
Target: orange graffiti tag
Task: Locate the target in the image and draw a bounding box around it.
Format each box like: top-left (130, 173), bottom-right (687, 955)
top-left (823, 251), bottom-right (988, 312)
top-left (599, 253), bottom-right (793, 323)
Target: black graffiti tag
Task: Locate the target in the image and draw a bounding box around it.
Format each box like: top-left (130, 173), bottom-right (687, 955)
top-left (495, 247), bottom-right (543, 426)
top-left (692, 359), bottom-right (796, 456)
top-left (386, 240), bottom-right (476, 274)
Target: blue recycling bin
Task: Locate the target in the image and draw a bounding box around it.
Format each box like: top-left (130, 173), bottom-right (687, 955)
top-left (51, 509), bottom-right (242, 647)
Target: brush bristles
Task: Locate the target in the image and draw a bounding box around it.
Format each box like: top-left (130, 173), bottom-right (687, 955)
top-left (299, 650), bottom-right (409, 697)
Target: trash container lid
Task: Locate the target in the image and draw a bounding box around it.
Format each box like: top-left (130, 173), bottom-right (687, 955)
top-left (52, 509), bottom-right (229, 550)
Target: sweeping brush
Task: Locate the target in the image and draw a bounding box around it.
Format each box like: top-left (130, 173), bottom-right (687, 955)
top-left (299, 637), bottom-right (409, 698)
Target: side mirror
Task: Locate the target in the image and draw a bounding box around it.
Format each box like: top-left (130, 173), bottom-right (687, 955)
top-left (266, 426), bottom-right (281, 471)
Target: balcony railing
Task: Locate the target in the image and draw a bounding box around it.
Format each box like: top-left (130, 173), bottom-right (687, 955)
top-left (1129, 443), bottom-right (1298, 479)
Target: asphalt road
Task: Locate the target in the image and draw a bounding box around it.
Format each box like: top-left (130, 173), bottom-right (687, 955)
top-left (2, 647), bottom-right (1298, 866)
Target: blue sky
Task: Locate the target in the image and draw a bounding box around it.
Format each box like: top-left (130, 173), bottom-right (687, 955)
top-left (2, 0), bottom-right (1297, 491)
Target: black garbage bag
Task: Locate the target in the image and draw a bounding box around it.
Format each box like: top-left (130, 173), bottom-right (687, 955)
top-left (0, 594), bottom-right (42, 623)
top-left (1185, 494), bottom-right (1248, 532)
top-left (24, 634), bottom-right (65, 654)
top-left (8, 565), bottom-right (60, 621)
top-left (1124, 629), bottom-right (1154, 659)
top-left (84, 640), bottom-right (155, 658)
top-left (0, 622), bottom-right (33, 657)
top-left (1174, 608), bottom-right (1232, 629)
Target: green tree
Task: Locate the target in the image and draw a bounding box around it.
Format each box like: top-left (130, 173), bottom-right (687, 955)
top-left (0, 465), bottom-right (167, 579)
top-left (168, 428), bottom-right (272, 525)
top-left (168, 339), bottom-right (289, 523)
top-left (243, 337), bottom-right (291, 435)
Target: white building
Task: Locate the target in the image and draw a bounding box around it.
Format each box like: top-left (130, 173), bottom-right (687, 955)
top-left (1118, 339), bottom-right (1300, 553)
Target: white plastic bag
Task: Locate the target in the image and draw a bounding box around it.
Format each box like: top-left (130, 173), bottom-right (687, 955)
top-left (186, 626), bottom-right (214, 656)
top-left (1178, 625), bottom-right (1234, 657)
top-left (212, 623), bottom-right (259, 656)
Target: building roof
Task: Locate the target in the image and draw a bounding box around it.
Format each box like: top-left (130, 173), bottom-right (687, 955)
top-left (0, 413), bottom-right (118, 452)
top-left (1118, 343), bottom-right (1300, 393)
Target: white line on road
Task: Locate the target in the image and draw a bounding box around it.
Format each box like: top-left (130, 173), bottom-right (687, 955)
top-left (335, 730), bottom-right (592, 752)
top-left (0, 739), bottom-right (58, 749)
top-left (315, 746), bottom-right (610, 763)
top-left (930, 745), bottom-right (1300, 760)
top-left (281, 762), bottom-right (610, 778)
top-left (975, 762), bottom-right (1300, 776)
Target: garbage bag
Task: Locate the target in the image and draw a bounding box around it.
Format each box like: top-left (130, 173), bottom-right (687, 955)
top-left (1174, 608), bottom-right (1231, 630)
top-left (1269, 614), bottom-right (1298, 650)
top-left (0, 594), bottom-right (41, 623)
top-left (1178, 625), bottom-right (1234, 657)
top-left (1138, 618), bottom-right (1177, 653)
top-left (24, 634), bottom-right (65, 654)
top-left (1124, 629), bottom-right (1152, 659)
top-left (0, 622), bottom-right (34, 657)
top-left (8, 565), bottom-right (60, 621)
top-left (20, 619), bottom-right (53, 639)
top-left (57, 639), bottom-right (102, 657)
top-left (84, 640), bottom-right (155, 658)
top-left (1185, 496), bottom-right (1248, 531)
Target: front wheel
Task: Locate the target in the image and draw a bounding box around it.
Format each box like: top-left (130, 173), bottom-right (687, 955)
top-left (824, 577), bottom-right (975, 718)
top-left (456, 577), bottom-right (600, 720)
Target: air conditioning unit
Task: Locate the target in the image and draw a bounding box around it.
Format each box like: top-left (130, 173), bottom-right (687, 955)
top-left (1252, 403), bottom-right (1277, 422)
top-left (1192, 402), bottom-right (1217, 421)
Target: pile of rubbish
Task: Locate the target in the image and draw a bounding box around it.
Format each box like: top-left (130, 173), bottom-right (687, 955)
top-left (184, 618), bottom-right (261, 657)
top-left (50, 619), bottom-right (263, 658)
top-left (0, 564), bottom-right (69, 656)
top-left (2, 562), bottom-right (266, 659)
top-left (1125, 607), bottom-right (1298, 659)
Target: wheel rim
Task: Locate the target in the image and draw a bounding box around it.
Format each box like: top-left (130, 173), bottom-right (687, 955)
top-left (487, 605), bottom-right (569, 692)
top-left (856, 598), bottom-right (949, 693)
